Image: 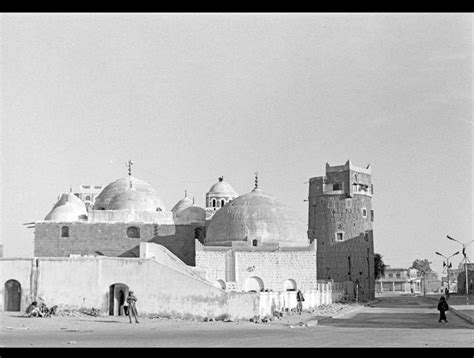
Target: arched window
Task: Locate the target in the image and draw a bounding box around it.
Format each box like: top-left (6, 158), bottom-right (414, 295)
top-left (126, 226), bottom-right (140, 238)
top-left (194, 228), bottom-right (203, 241)
top-left (252, 239), bottom-right (258, 247)
top-left (212, 199), bottom-right (216, 208)
top-left (362, 208), bottom-right (367, 218)
top-left (221, 199), bottom-right (225, 207)
top-left (156, 207), bottom-right (162, 212)
top-left (61, 226), bottom-right (69, 238)
top-left (85, 195), bottom-right (91, 201)
top-left (284, 279), bottom-right (297, 291)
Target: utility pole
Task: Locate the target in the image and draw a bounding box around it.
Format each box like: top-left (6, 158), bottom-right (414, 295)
top-left (435, 251), bottom-right (459, 299)
top-left (447, 236), bottom-right (473, 305)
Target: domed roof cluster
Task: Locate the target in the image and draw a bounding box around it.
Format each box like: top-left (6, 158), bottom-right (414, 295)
top-left (44, 193), bottom-right (88, 221)
top-left (205, 187), bottom-right (309, 247)
top-left (93, 176), bottom-right (166, 212)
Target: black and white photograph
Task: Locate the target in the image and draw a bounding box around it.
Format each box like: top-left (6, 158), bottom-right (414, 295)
top-left (0, 12), bottom-right (472, 349)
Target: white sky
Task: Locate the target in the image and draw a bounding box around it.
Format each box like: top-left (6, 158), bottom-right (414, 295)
top-left (1, 13), bottom-right (472, 276)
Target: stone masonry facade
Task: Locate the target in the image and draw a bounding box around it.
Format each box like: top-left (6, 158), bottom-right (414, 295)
top-left (195, 240), bottom-right (317, 292)
top-left (34, 222), bottom-right (204, 266)
top-left (308, 161), bottom-right (375, 301)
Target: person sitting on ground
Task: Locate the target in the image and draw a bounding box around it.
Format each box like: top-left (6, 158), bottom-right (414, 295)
top-left (25, 301), bottom-right (38, 316)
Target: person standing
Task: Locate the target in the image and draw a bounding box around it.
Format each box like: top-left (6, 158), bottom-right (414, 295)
top-left (126, 291), bottom-right (139, 324)
top-left (437, 296), bottom-right (449, 323)
top-left (444, 287), bottom-right (450, 300)
top-left (296, 289), bottom-right (305, 315)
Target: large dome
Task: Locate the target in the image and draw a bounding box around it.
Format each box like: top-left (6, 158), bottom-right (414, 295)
top-left (205, 188), bottom-right (309, 247)
top-left (207, 177), bottom-right (238, 197)
top-left (108, 189), bottom-right (159, 211)
top-left (93, 176), bottom-right (166, 211)
top-left (44, 193), bottom-right (88, 221)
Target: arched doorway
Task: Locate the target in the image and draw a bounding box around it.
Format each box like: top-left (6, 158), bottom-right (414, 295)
top-left (4, 279), bottom-right (21, 311)
top-left (284, 279), bottom-right (297, 291)
top-left (109, 283), bottom-right (129, 316)
top-left (244, 276), bottom-right (264, 292)
top-left (214, 280), bottom-right (226, 290)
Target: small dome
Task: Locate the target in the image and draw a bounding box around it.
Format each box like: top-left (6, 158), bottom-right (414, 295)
top-left (174, 206), bottom-right (206, 225)
top-left (205, 188), bottom-right (308, 247)
top-left (108, 189), bottom-right (160, 211)
top-left (44, 193), bottom-right (88, 221)
top-left (171, 196), bottom-right (193, 214)
top-left (93, 176), bottom-right (165, 211)
top-left (207, 177), bottom-right (238, 197)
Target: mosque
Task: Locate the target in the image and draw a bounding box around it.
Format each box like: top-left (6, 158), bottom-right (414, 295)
top-left (1, 160), bottom-right (375, 319)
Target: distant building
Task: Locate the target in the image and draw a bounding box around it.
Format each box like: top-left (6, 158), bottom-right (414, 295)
top-left (456, 262), bottom-right (474, 294)
top-left (376, 266), bottom-right (442, 294)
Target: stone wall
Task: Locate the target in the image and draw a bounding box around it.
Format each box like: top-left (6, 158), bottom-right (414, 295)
top-left (34, 222), bottom-right (203, 266)
top-left (0, 256), bottom-right (259, 320)
top-left (195, 241), bottom-right (317, 291)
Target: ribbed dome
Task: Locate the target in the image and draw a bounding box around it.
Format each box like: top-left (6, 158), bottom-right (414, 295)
top-left (205, 188), bottom-right (309, 247)
top-left (93, 176), bottom-right (165, 211)
top-left (207, 177), bottom-right (238, 196)
top-left (44, 193), bottom-right (88, 221)
top-left (171, 196), bottom-right (193, 214)
top-left (108, 189), bottom-right (159, 211)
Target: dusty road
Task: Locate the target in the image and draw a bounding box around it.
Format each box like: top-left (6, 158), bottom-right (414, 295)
top-left (1, 295), bottom-right (472, 347)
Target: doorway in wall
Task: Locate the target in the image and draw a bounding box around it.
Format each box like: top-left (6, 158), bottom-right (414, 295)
top-left (4, 279), bottom-right (21, 311)
top-left (108, 283), bottom-right (129, 316)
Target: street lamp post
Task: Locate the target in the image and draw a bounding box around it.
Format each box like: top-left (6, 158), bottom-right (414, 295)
top-left (435, 251), bottom-right (459, 299)
top-left (447, 236), bottom-right (473, 305)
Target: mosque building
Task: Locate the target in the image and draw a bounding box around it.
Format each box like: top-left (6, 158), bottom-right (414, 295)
top-left (1, 160), bottom-right (375, 317)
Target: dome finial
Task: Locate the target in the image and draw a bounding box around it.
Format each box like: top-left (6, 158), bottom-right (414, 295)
top-left (254, 171), bottom-right (259, 189)
top-left (126, 160), bottom-right (134, 188)
top-left (184, 189), bottom-right (187, 198)
top-left (218, 176), bottom-right (224, 182)
top-left (193, 196), bottom-right (195, 205)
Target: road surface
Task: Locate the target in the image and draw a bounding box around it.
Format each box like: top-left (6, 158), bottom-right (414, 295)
top-left (0, 294), bottom-right (472, 347)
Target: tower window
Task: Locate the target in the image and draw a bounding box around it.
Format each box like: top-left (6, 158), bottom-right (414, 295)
top-left (221, 199), bottom-right (225, 207)
top-left (212, 199), bottom-right (216, 208)
top-left (333, 183), bottom-right (341, 191)
top-left (362, 208), bottom-right (367, 218)
top-left (252, 239), bottom-right (258, 247)
top-left (126, 226), bottom-right (140, 239)
top-left (370, 210), bottom-right (374, 221)
top-left (335, 231), bottom-right (345, 242)
top-left (61, 226), bottom-right (69, 238)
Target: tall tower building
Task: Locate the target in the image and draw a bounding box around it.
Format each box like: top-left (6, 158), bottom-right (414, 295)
top-left (308, 160), bottom-right (375, 301)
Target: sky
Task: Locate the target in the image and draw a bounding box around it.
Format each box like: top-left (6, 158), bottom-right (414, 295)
top-left (1, 13), bottom-right (472, 276)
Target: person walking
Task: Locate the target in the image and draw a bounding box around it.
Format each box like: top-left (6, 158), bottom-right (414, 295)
top-left (296, 289), bottom-right (305, 315)
top-left (437, 296), bottom-right (449, 323)
top-left (126, 290), bottom-right (139, 324)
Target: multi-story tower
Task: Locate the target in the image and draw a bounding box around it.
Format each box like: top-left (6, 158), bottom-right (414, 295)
top-left (308, 160), bottom-right (375, 301)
